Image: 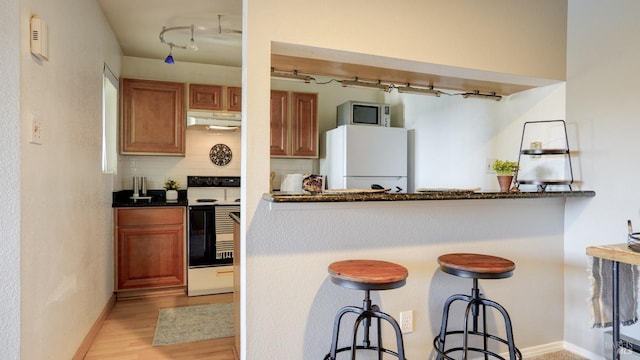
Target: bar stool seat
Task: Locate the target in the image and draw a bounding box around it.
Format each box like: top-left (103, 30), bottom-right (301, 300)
top-left (438, 253), bottom-right (515, 279)
top-left (325, 260), bottom-right (408, 360)
top-left (434, 253), bottom-right (522, 360)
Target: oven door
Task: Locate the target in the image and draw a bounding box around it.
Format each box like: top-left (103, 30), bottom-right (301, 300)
top-left (188, 205), bottom-right (230, 267)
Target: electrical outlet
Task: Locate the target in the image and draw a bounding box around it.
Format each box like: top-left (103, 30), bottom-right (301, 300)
top-left (30, 116), bottom-right (42, 145)
top-left (486, 158), bottom-right (496, 174)
top-left (399, 310), bottom-right (413, 334)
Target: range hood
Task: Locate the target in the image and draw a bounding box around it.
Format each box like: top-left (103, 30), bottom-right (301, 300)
top-left (186, 111), bottom-right (241, 130)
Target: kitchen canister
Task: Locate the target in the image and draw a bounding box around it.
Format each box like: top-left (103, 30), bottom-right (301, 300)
top-left (140, 177), bottom-right (147, 196)
top-left (132, 177), bottom-right (140, 197)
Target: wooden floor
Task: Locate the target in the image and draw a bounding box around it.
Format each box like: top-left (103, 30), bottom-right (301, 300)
top-left (84, 293), bottom-right (237, 360)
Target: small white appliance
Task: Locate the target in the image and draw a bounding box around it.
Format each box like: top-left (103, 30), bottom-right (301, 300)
top-left (322, 125), bottom-right (408, 192)
top-left (336, 101), bottom-right (391, 127)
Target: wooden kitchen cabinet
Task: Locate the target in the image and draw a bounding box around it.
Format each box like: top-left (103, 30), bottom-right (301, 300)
top-left (227, 86), bottom-right (242, 112)
top-left (115, 207), bottom-right (185, 292)
top-left (188, 84), bottom-right (242, 112)
top-left (270, 90), bottom-right (318, 158)
top-left (270, 90), bottom-right (289, 156)
top-left (120, 78), bottom-right (185, 156)
top-left (189, 84), bottom-right (223, 110)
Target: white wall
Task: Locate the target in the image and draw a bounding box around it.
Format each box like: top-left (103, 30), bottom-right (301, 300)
top-left (565, 0), bottom-right (640, 356)
top-left (248, 198), bottom-right (568, 358)
top-left (0, 0), bottom-right (21, 357)
top-left (242, 1), bottom-right (571, 358)
top-left (399, 84), bottom-right (567, 191)
top-left (242, 0), bottom-right (568, 226)
top-left (18, 0), bottom-right (121, 358)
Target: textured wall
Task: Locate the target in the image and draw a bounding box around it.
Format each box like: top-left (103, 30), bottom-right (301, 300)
top-left (18, 0), bottom-right (121, 358)
top-left (565, 0), bottom-right (640, 356)
top-left (247, 198), bottom-right (568, 358)
top-left (0, 0), bottom-right (21, 357)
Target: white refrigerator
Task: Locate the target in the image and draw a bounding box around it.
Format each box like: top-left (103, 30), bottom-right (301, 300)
top-left (322, 125), bottom-right (408, 192)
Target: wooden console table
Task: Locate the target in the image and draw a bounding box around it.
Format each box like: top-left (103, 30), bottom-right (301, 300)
top-left (586, 243), bottom-right (640, 360)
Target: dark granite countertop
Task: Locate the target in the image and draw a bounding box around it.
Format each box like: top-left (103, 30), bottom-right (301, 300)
top-left (264, 190), bottom-right (596, 203)
top-left (112, 189), bottom-right (188, 208)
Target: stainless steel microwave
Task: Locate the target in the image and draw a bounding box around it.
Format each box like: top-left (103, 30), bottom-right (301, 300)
top-left (336, 101), bottom-right (391, 127)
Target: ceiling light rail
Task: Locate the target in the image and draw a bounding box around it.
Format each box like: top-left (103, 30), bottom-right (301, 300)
top-left (270, 68), bottom-right (315, 83)
top-left (160, 15), bottom-right (240, 64)
top-left (396, 84), bottom-right (441, 97)
top-left (268, 71), bottom-right (504, 101)
top-left (461, 90), bottom-right (502, 101)
top-left (341, 78), bottom-right (390, 92)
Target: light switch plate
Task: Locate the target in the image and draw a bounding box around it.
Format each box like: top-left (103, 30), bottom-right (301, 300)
top-left (30, 116), bottom-right (42, 145)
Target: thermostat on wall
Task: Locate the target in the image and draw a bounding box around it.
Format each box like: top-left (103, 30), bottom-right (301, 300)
top-left (30, 15), bottom-right (49, 61)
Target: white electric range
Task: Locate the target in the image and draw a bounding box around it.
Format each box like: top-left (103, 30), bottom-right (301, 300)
top-left (186, 176), bottom-right (240, 296)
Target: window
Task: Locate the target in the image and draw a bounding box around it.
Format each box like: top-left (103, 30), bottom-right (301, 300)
top-left (102, 64), bottom-right (118, 174)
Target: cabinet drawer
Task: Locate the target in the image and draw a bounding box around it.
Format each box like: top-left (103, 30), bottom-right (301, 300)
top-left (117, 207), bottom-right (184, 226)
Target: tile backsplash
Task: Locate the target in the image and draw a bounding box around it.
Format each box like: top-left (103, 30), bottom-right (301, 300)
top-left (116, 128), bottom-right (321, 192)
top-left (116, 129), bottom-right (241, 191)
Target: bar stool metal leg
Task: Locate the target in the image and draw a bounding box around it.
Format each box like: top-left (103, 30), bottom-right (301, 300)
top-left (434, 292), bottom-right (522, 359)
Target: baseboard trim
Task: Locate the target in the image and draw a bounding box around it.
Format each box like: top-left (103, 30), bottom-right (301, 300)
top-left (518, 341), bottom-right (566, 358)
top-left (72, 293), bottom-right (117, 360)
top-left (501, 341), bottom-right (601, 359)
top-left (562, 341), bottom-right (602, 359)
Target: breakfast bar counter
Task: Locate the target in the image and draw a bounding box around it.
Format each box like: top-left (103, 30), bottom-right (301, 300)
top-left (264, 190), bottom-right (595, 203)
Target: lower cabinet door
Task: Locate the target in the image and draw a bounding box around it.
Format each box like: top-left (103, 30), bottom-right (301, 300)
top-left (117, 224), bottom-right (185, 290)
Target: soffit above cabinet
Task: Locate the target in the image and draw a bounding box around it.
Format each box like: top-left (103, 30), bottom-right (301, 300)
top-left (271, 43), bottom-right (562, 96)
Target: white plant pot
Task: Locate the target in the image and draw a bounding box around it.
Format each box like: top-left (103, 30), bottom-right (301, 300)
top-left (166, 189), bottom-right (178, 201)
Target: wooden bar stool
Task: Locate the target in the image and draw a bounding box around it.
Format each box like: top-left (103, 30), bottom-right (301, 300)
top-left (433, 253), bottom-right (522, 360)
top-left (324, 259), bottom-right (408, 360)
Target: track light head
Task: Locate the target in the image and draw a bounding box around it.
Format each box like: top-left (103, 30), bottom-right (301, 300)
top-left (341, 78), bottom-right (390, 92)
top-left (397, 84), bottom-right (441, 97)
top-left (270, 68), bottom-right (313, 83)
top-left (164, 45), bottom-right (175, 64)
top-left (462, 90), bottom-right (502, 101)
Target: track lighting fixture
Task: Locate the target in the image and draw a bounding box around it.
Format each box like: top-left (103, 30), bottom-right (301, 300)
top-left (396, 84), bottom-right (441, 97)
top-left (270, 68), bottom-right (314, 83)
top-left (164, 45), bottom-right (175, 64)
top-left (341, 78), bottom-right (390, 92)
top-left (159, 15), bottom-right (240, 64)
top-left (462, 90), bottom-right (502, 101)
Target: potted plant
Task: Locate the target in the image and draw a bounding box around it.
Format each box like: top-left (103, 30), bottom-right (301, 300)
top-left (164, 178), bottom-right (181, 201)
top-left (492, 160), bottom-right (519, 192)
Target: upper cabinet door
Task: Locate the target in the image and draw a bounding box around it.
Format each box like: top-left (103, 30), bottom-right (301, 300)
top-left (189, 84), bottom-right (223, 110)
top-left (121, 78), bottom-right (185, 156)
top-left (290, 92), bottom-right (318, 157)
top-left (227, 86), bottom-right (242, 112)
top-left (270, 90), bottom-right (289, 156)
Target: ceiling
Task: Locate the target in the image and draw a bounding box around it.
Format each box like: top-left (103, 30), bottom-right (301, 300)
top-left (97, 0), bottom-right (554, 95)
top-left (97, 0), bottom-right (242, 67)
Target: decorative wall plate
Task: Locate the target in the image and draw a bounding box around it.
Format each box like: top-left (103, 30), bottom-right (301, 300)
top-left (209, 143), bottom-right (232, 166)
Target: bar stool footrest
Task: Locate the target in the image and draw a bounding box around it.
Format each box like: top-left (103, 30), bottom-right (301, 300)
top-left (433, 330), bottom-right (522, 360)
top-left (324, 345), bottom-right (402, 360)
